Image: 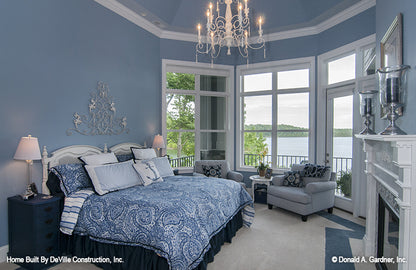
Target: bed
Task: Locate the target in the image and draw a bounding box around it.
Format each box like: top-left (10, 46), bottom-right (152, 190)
top-left (41, 142), bottom-right (254, 270)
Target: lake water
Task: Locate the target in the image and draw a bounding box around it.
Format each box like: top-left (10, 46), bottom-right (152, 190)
top-left (266, 137), bottom-right (352, 158)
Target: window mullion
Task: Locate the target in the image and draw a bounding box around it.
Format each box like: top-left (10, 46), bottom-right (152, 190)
top-left (194, 74), bottom-right (201, 161)
top-left (271, 73), bottom-right (278, 169)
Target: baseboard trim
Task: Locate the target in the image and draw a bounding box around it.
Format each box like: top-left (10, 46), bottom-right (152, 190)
top-left (0, 245), bottom-right (8, 262)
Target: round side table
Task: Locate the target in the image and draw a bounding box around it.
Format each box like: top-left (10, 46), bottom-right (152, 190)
top-left (249, 175), bottom-right (272, 202)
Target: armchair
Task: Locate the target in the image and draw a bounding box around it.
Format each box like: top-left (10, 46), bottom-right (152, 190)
top-left (267, 164), bottom-right (336, 221)
top-left (193, 160), bottom-right (245, 187)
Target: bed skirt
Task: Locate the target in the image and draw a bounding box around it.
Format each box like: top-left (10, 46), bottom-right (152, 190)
top-left (61, 210), bottom-right (243, 270)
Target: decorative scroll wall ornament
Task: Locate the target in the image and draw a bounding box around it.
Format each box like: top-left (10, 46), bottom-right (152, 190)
top-left (67, 82), bottom-right (129, 136)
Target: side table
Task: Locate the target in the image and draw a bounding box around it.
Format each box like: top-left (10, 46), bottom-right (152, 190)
top-left (8, 194), bottom-right (62, 270)
top-left (249, 175), bottom-right (272, 202)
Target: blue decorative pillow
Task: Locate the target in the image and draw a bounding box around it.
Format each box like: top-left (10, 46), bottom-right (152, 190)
top-left (303, 164), bottom-right (330, 178)
top-left (283, 171), bottom-right (303, 187)
top-left (202, 165), bottom-right (222, 178)
top-left (50, 163), bottom-right (92, 196)
top-left (116, 153), bottom-right (134, 162)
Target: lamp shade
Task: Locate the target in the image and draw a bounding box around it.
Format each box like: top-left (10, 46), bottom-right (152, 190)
top-left (152, 134), bottom-right (165, 149)
top-left (14, 135), bottom-right (41, 161)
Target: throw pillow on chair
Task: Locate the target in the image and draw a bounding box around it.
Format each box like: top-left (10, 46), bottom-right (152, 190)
top-left (202, 165), bottom-right (222, 178)
top-left (283, 171), bottom-right (303, 187)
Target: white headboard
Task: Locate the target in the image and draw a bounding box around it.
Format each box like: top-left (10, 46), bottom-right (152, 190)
top-left (41, 142), bottom-right (146, 194)
top-left (109, 142), bottom-right (145, 155)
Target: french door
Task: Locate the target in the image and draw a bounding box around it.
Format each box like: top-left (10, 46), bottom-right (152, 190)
top-left (326, 85), bottom-right (354, 212)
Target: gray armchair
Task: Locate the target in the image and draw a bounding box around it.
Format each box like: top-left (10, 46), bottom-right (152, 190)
top-left (267, 164), bottom-right (336, 221)
top-left (193, 160), bottom-right (245, 187)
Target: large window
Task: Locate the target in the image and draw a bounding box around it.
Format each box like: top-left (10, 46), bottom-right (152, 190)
top-left (162, 60), bottom-right (233, 169)
top-left (237, 58), bottom-right (315, 171)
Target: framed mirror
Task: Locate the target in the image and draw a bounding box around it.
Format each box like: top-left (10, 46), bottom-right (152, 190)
top-left (380, 13), bottom-right (403, 118)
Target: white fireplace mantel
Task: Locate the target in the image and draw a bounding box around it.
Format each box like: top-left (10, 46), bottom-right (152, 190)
top-left (356, 134), bottom-right (416, 270)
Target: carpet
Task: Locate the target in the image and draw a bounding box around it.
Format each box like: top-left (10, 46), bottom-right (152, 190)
top-left (0, 204), bottom-right (376, 270)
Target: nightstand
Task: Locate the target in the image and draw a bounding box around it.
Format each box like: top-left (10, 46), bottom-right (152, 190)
top-left (8, 194), bottom-right (62, 270)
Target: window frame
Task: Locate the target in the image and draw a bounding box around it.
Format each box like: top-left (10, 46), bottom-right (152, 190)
top-left (316, 34), bottom-right (376, 215)
top-left (162, 59), bottom-right (234, 172)
top-left (236, 57), bottom-right (316, 172)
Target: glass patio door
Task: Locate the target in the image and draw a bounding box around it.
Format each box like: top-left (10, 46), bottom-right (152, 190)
top-left (326, 86), bottom-right (353, 212)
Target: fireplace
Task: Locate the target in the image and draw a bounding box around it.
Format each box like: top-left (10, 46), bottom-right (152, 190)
top-left (357, 134), bottom-right (416, 270)
top-left (377, 195), bottom-right (399, 270)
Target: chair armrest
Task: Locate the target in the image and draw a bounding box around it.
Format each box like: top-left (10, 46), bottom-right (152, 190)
top-left (193, 172), bottom-right (207, 177)
top-left (271, 175), bottom-right (285, 186)
top-left (305, 181), bottom-right (337, 194)
top-left (227, 171), bottom-right (243, 182)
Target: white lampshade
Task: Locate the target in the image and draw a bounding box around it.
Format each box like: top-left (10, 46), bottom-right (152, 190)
top-left (14, 135), bottom-right (42, 161)
top-left (152, 134), bottom-right (165, 149)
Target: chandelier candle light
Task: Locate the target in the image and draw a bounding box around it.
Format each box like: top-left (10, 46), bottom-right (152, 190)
top-left (196, 0), bottom-right (266, 64)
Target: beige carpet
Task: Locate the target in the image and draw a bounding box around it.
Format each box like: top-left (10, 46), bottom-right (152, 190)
top-left (0, 204), bottom-right (376, 270)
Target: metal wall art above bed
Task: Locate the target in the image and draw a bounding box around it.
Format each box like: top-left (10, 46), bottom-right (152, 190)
top-left (67, 82), bottom-right (129, 136)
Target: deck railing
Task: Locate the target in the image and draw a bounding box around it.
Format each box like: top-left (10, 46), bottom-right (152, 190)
top-left (169, 154), bottom-right (352, 178)
top-left (169, 155), bottom-right (195, 168)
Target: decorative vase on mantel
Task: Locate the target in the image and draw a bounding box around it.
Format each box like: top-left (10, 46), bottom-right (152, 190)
top-left (377, 65), bottom-right (411, 135)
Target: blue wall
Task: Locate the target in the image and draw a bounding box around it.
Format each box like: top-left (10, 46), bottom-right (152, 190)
top-left (374, 0), bottom-right (416, 134)
top-left (0, 0), bottom-right (161, 247)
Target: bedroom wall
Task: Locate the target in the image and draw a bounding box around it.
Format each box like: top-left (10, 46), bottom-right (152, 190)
top-left (375, 0), bottom-right (416, 135)
top-left (0, 0), bottom-right (161, 249)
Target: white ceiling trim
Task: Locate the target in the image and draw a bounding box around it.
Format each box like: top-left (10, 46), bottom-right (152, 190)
top-left (95, 0), bottom-right (162, 37)
top-left (95, 0), bottom-right (375, 43)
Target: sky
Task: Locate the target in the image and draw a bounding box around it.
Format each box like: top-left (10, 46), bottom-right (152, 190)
top-left (244, 55), bottom-right (355, 130)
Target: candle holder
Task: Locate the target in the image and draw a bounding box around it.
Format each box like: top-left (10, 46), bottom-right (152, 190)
top-left (358, 90), bottom-right (377, 135)
top-left (377, 65), bottom-right (410, 135)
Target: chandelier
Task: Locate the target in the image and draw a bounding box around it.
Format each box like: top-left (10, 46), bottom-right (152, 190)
top-left (196, 0), bottom-right (265, 63)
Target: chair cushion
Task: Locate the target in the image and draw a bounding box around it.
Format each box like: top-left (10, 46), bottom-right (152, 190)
top-left (267, 186), bottom-right (311, 204)
top-left (291, 164), bottom-right (306, 172)
top-left (303, 169), bottom-right (332, 186)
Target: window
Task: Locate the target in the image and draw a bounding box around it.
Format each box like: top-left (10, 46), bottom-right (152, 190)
top-left (327, 54), bottom-right (356, 85)
top-left (237, 58), bottom-right (315, 170)
top-left (162, 60), bottom-right (234, 169)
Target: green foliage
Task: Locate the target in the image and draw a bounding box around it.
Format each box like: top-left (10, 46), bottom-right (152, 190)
top-left (245, 124), bottom-right (352, 137)
top-left (244, 132), bottom-right (268, 155)
top-left (333, 128), bottom-right (353, 137)
top-left (167, 72), bottom-right (195, 90)
top-left (166, 73), bottom-right (196, 158)
top-left (337, 170), bottom-right (352, 198)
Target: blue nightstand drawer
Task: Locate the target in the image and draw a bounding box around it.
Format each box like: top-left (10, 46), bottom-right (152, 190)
top-left (8, 194), bottom-right (62, 270)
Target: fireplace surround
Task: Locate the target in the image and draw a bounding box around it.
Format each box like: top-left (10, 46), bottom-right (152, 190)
top-left (357, 135), bottom-right (416, 270)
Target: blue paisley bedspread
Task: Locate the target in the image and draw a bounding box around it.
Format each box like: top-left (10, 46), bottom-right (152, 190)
top-left (64, 176), bottom-right (253, 270)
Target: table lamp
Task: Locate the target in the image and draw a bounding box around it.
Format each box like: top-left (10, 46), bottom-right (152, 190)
top-left (14, 135), bottom-right (41, 199)
top-left (152, 134), bottom-right (165, 157)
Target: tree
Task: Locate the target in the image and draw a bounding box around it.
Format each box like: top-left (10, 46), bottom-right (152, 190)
top-left (166, 73), bottom-right (196, 158)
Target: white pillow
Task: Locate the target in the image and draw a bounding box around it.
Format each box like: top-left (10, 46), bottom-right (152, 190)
top-left (80, 152), bottom-right (118, 165)
top-left (133, 161), bottom-right (163, 186)
top-left (131, 148), bottom-right (157, 160)
top-left (137, 157), bottom-right (174, 178)
top-left (85, 160), bottom-right (143, 195)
